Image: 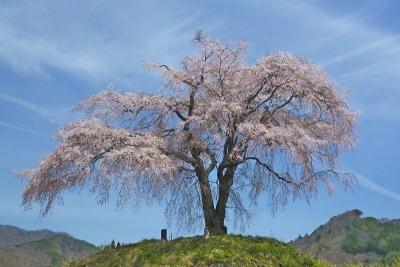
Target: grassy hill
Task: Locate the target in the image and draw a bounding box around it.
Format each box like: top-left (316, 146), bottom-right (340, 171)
top-left (0, 225), bottom-right (98, 267)
top-left (65, 235), bottom-right (329, 267)
top-left (291, 210), bottom-right (400, 266)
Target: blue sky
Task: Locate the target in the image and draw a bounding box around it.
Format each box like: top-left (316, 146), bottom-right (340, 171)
top-left (1, 0), bottom-right (400, 245)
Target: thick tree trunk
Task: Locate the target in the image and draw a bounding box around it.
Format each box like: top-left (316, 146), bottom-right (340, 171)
top-left (197, 172), bottom-right (226, 235)
top-left (196, 166), bottom-right (236, 236)
top-left (203, 207), bottom-right (226, 235)
top-left (216, 169), bottom-right (235, 229)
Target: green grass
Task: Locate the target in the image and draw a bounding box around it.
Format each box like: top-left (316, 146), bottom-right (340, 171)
top-left (65, 235), bottom-right (329, 267)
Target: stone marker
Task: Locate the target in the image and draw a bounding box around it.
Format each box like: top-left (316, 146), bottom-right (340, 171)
top-left (161, 229), bottom-right (167, 241)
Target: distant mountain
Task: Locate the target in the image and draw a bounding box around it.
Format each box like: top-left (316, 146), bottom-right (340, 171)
top-left (0, 225), bottom-right (98, 267)
top-left (290, 210), bottom-right (400, 266)
top-left (0, 224), bottom-right (54, 248)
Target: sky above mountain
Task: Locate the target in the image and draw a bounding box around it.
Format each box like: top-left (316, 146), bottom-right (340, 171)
top-left (1, 0), bottom-right (400, 245)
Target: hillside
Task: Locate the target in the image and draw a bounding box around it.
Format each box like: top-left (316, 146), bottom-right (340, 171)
top-left (291, 210), bottom-right (400, 266)
top-left (66, 235), bottom-right (328, 267)
top-left (0, 224), bottom-right (54, 247)
top-left (0, 225), bottom-right (98, 267)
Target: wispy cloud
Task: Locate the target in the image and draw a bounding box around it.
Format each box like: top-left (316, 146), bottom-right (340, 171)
top-left (1, 0), bottom-right (400, 121)
top-left (231, 0), bottom-right (400, 96)
top-left (0, 92), bottom-right (66, 124)
top-left (281, 0), bottom-right (400, 120)
top-left (0, 121), bottom-right (47, 138)
top-left (0, 1), bottom-right (204, 86)
top-left (355, 172), bottom-right (400, 201)
top-left (321, 36), bottom-right (400, 66)
top-left (299, 1), bottom-right (400, 78)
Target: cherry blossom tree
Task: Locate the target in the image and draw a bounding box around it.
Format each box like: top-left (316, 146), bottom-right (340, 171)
top-left (19, 33), bottom-right (357, 235)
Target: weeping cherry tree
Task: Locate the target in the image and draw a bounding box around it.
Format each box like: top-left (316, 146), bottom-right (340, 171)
top-left (19, 33), bottom-right (357, 235)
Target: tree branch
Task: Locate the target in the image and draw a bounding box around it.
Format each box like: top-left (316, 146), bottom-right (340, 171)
top-left (244, 157), bottom-right (298, 185)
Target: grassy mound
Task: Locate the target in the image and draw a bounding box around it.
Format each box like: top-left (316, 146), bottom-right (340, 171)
top-left (65, 235), bottom-right (329, 267)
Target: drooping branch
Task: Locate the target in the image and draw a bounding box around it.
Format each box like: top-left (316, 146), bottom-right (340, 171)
top-left (244, 156), bottom-right (297, 185)
top-left (19, 119), bottom-right (177, 215)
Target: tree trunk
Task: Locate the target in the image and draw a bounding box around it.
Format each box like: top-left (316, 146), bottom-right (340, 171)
top-left (203, 206), bottom-right (226, 236)
top-left (197, 171), bottom-right (227, 235)
top-left (196, 166), bottom-right (236, 236)
top-left (215, 166), bottom-right (235, 234)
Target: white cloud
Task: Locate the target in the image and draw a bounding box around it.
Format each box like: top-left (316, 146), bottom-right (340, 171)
top-left (0, 23), bottom-right (106, 79)
top-left (0, 1), bottom-right (205, 85)
top-left (235, 0), bottom-right (400, 92)
top-left (321, 36), bottom-right (400, 66)
top-left (302, 1), bottom-right (400, 76)
top-left (287, 0), bottom-right (400, 120)
top-left (0, 92), bottom-right (67, 125)
top-left (355, 172), bottom-right (400, 201)
top-left (0, 120), bottom-right (47, 138)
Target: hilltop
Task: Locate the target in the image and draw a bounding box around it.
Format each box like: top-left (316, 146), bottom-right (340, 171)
top-left (66, 235), bottom-right (328, 267)
top-left (0, 225), bottom-right (97, 267)
top-left (291, 210), bottom-right (400, 266)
